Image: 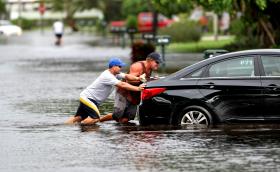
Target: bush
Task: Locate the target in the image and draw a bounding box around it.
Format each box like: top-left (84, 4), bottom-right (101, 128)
top-left (12, 18), bottom-right (33, 30)
top-left (230, 19), bottom-right (246, 36)
top-left (95, 19), bottom-right (108, 36)
top-left (126, 15), bottom-right (137, 30)
top-left (225, 18), bottom-right (260, 50)
top-left (159, 20), bottom-right (201, 43)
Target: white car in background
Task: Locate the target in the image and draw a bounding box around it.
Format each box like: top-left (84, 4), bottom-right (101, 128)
top-left (0, 20), bottom-right (22, 36)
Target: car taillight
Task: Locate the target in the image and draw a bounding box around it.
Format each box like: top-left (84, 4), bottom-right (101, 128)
top-left (141, 88), bottom-right (166, 100)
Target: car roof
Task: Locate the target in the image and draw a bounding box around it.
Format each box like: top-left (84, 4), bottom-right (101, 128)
top-left (166, 49), bottom-right (280, 79)
top-left (213, 49), bottom-right (280, 58)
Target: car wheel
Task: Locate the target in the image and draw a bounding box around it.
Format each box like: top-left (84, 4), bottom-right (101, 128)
top-left (139, 114), bottom-right (151, 126)
top-left (177, 106), bottom-right (213, 127)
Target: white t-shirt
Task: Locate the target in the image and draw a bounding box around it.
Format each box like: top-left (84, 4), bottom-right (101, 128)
top-left (53, 21), bottom-right (64, 34)
top-left (80, 70), bottom-right (125, 105)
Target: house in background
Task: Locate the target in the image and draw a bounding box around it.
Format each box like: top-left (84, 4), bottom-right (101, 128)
top-left (4, 0), bottom-right (103, 26)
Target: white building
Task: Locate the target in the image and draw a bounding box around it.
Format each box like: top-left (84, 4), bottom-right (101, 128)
top-left (4, 0), bottom-right (103, 20)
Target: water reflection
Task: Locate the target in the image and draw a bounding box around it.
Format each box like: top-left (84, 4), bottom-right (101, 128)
top-left (6, 101), bottom-right (280, 172)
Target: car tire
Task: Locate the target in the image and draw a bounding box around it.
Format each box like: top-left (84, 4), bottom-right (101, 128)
top-left (176, 105), bottom-right (213, 127)
top-left (139, 115), bottom-right (151, 126)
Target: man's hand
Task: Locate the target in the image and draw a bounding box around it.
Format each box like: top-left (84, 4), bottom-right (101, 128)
top-left (138, 83), bottom-right (146, 91)
top-left (117, 81), bottom-right (145, 92)
top-left (139, 73), bottom-right (147, 83)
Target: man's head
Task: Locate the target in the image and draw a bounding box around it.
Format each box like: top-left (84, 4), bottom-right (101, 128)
top-left (146, 52), bottom-right (162, 71)
top-left (108, 58), bottom-right (126, 74)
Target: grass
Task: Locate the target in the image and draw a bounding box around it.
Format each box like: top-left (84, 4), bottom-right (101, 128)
top-left (167, 36), bottom-right (235, 53)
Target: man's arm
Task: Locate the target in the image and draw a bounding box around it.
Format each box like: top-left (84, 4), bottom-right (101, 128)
top-left (116, 81), bottom-right (144, 91)
top-left (124, 74), bottom-right (140, 81)
top-left (126, 63), bottom-right (144, 84)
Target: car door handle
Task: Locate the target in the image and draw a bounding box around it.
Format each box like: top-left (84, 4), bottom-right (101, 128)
top-left (204, 82), bottom-right (215, 89)
top-left (267, 84), bottom-right (278, 91)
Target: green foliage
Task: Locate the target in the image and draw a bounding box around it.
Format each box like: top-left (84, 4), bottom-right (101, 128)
top-left (226, 18), bottom-right (260, 50)
top-left (159, 20), bottom-right (201, 43)
top-left (122, 0), bottom-right (149, 17)
top-left (196, 0), bottom-right (233, 13)
top-left (151, 0), bottom-right (192, 17)
top-left (11, 18), bottom-right (34, 30)
top-left (100, 0), bottom-right (123, 21)
top-left (95, 19), bottom-right (108, 36)
top-left (122, 0), bottom-right (192, 18)
top-left (126, 15), bottom-right (137, 29)
top-left (256, 0), bottom-right (267, 10)
top-left (0, 0), bottom-right (5, 14)
top-left (229, 19), bottom-right (245, 36)
top-left (224, 36), bottom-right (259, 51)
top-left (168, 37), bottom-right (235, 53)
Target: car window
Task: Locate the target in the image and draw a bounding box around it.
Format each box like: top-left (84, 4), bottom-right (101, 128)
top-left (261, 56), bottom-right (280, 76)
top-left (208, 56), bottom-right (255, 77)
top-left (182, 67), bottom-right (206, 79)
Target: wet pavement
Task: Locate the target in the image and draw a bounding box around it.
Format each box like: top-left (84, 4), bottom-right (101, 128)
top-left (1, 31), bottom-right (280, 172)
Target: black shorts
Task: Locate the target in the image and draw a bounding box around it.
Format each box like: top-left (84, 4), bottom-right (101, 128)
top-left (55, 34), bottom-right (62, 38)
top-left (75, 97), bottom-right (100, 120)
top-left (112, 92), bottom-right (137, 121)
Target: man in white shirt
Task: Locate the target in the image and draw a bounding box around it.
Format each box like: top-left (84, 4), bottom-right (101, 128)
top-left (65, 58), bottom-right (145, 125)
top-left (53, 20), bottom-right (64, 45)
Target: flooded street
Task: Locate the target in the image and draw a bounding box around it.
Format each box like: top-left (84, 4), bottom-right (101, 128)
top-left (1, 31), bottom-right (280, 172)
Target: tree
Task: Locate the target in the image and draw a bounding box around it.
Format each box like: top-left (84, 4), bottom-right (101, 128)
top-left (0, 0), bottom-right (6, 17)
top-left (49, 0), bottom-right (92, 31)
top-left (234, 0), bottom-right (280, 48)
top-left (150, 0), bottom-right (280, 48)
top-left (122, 0), bottom-right (193, 38)
top-left (122, 0), bottom-right (191, 18)
top-left (201, 0), bottom-right (280, 48)
top-left (49, 0), bottom-right (123, 31)
top-left (122, 0), bottom-right (149, 17)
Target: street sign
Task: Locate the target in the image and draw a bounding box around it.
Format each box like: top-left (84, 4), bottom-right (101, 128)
top-left (155, 35), bottom-right (171, 67)
top-left (155, 35), bottom-right (171, 45)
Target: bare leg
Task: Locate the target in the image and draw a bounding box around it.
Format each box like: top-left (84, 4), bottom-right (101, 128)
top-left (119, 118), bottom-right (129, 124)
top-left (99, 113), bottom-right (129, 123)
top-left (81, 116), bottom-right (100, 125)
top-left (99, 113), bottom-right (113, 122)
top-left (65, 116), bottom-right (82, 124)
top-left (55, 38), bottom-right (61, 46)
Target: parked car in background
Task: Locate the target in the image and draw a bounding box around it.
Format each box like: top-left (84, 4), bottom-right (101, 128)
top-left (0, 20), bottom-right (22, 36)
top-left (137, 12), bottom-right (174, 33)
top-left (109, 12), bottom-right (174, 34)
top-left (138, 49), bottom-right (280, 127)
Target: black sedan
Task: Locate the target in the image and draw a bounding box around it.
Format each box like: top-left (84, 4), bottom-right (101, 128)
top-left (138, 49), bottom-right (280, 126)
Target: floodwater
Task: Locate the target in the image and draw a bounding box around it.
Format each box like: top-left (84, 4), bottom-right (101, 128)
top-left (1, 31), bottom-right (280, 172)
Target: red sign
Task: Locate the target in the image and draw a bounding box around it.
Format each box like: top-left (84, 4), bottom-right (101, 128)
top-left (39, 3), bottom-right (46, 15)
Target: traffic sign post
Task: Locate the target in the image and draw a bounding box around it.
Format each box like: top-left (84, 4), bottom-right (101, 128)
top-left (142, 33), bottom-right (155, 44)
top-left (155, 35), bottom-right (171, 67)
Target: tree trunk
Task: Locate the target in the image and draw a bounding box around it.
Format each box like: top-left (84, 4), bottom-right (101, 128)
top-left (259, 18), bottom-right (275, 46)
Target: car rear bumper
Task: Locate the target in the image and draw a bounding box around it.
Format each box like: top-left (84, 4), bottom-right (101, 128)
top-left (138, 98), bottom-right (173, 125)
